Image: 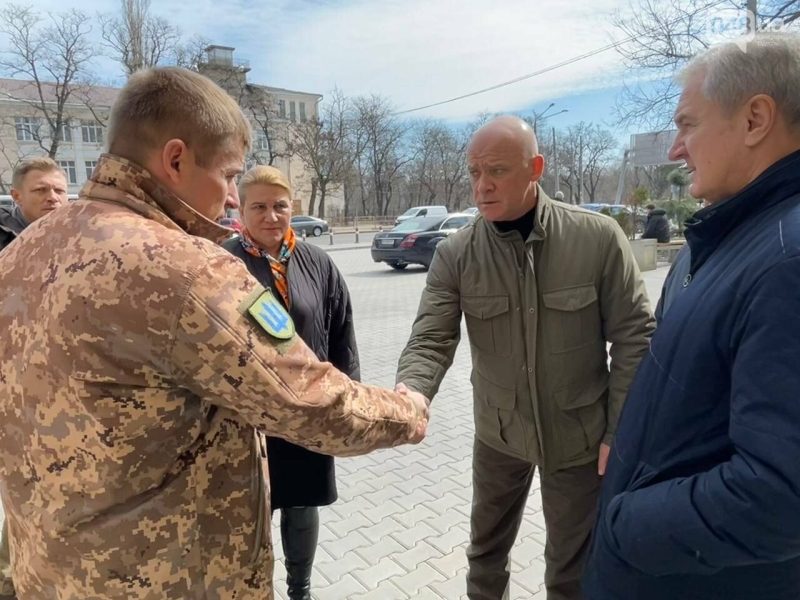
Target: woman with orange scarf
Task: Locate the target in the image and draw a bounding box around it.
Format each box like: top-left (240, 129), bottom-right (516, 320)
top-left (223, 166), bottom-right (359, 600)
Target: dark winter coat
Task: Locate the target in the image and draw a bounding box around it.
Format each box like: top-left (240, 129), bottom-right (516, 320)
top-left (0, 205), bottom-right (29, 253)
top-left (583, 149), bottom-right (800, 600)
top-left (641, 208), bottom-right (670, 243)
top-left (223, 237), bottom-right (359, 508)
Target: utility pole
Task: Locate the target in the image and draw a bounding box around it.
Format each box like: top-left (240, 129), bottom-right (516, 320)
top-left (552, 126), bottom-right (560, 197)
top-left (577, 134), bottom-right (584, 205)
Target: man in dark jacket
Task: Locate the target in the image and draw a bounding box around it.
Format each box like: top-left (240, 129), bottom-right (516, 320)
top-left (583, 32), bottom-right (800, 600)
top-left (641, 204), bottom-right (670, 243)
top-left (0, 157), bottom-right (67, 254)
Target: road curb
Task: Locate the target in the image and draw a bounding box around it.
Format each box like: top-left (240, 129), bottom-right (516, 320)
top-left (320, 243), bottom-right (373, 253)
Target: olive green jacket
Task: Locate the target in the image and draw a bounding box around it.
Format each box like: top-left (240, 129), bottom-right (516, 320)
top-left (397, 188), bottom-right (655, 472)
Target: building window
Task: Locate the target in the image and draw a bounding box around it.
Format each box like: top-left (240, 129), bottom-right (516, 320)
top-left (57, 160), bottom-right (77, 185)
top-left (60, 121), bottom-right (72, 143)
top-left (279, 100), bottom-right (286, 119)
top-left (253, 129), bottom-right (269, 151)
top-left (15, 117), bottom-right (39, 142)
top-left (81, 120), bottom-right (103, 144)
top-left (300, 102), bottom-right (307, 122)
top-left (290, 101), bottom-right (296, 122)
top-left (85, 160), bottom-right (98, 180)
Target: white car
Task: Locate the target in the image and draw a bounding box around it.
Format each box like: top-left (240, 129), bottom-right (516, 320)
top-left (395, 205), bottom-right (448, 226)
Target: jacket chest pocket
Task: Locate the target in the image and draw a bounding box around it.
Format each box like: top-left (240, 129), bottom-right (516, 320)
top-left (461, 295), bottom-right (512, 357)
top-left (542, 284), bottom-right (601, 354)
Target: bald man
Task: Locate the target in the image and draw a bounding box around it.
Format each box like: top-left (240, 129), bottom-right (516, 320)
top-left (397, 116), bottom-right (654, 600)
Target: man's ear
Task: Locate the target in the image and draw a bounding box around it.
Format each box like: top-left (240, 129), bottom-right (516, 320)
top-left (743, 94), bottom-right (777, 149)
top-left (531, 155), bottom-right (546, 182)
top-left (161, 139), bottom-right (189, 185)
top-left (10, 189), bottom-right (21, 204)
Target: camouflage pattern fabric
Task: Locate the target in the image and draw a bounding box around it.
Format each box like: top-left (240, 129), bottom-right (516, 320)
top-left (0, 154), bottom-right (424, 599)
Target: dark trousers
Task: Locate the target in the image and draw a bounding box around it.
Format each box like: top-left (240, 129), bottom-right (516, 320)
top-left (466, 438), bottom-right (602, 600)
top-left (280, 507), bottom-right (319, 600)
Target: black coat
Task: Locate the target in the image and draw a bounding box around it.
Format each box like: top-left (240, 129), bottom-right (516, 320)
top-left (223, 237), bottom-right (359, 508)
top-left (641, 208), bottom-right (670, 243)
top-left (0, 205), bottom-right (28, 253)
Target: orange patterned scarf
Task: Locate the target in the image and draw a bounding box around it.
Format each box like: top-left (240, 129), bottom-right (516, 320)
top-left (240, 226), bottom-right (297, 307)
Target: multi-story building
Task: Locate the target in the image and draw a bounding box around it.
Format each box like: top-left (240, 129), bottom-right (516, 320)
top-left (0, 45), bottom-right (343, 216)
top-left (0, 77), bottom-right (116, 195)
top-left (197, 45), bottom-right (344, 217)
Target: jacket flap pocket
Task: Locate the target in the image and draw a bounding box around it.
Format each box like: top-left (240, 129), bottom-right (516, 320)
top-left (542, 285), bottom-right (597, 312)
top-left (553, 373), bottom-right (609, 410)
top-left (461, 295), bottom-right (509, 320)
top-left (471, 370), bottom-right (516, 409)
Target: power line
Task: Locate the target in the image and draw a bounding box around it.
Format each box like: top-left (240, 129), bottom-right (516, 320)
top-left (395, 0), bottom-right (730, 115)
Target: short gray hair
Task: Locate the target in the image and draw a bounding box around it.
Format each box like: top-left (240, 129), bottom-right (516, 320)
top-left (679, 32), bottom-right (800, 128)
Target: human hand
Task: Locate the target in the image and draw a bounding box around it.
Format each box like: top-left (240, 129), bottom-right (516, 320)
top-left (598, 443), bottom-right (611, 476)
top-left (395, 382), bottom-right (430, 443)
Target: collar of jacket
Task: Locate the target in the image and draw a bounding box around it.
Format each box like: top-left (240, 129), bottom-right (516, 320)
top-left (684, 148), bottom-right (800, 275)
top-left (0, 204), bottom-right (29, 235)
top-left (484, 183), bottom-right (551, 243)
top-left (80, 153), bottom-right (234, 245)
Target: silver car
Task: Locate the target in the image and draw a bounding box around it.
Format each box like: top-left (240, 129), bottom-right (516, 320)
top-left (290, 215), bottom-right (329, 237)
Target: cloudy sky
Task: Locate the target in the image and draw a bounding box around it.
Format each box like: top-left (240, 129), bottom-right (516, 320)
top-left (5, 0), bottom-right (745, 140)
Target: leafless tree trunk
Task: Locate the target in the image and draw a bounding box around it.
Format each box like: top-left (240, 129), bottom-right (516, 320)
top-left (288, 89), bottom-right (354, 218)
top-left (99, 0), bottom-right (180, 75)
top-left (0, 4), bottom-right (95, 159)
top-left (100, 0), bottom-right (211, 75)
top-left (580, 124), bottom-right (618, 203)
top-left (350, 94), bottom-right (410, 216)
top-left (235, 85), bottom-right (292, 167)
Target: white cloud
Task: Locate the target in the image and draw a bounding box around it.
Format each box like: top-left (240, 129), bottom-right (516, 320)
top-left (262, 0), bottom-right (630, 120)
top-left (14, 0), bottom-right (633, 120)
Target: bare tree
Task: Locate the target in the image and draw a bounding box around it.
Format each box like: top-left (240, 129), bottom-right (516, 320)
top-left (173, 34), bottom-right (211, 71)
top-left (100, 0), bottom-right (211, 75)
top-left (580, 124), bottom-right (618, 203)
top-left (245, 87), bottom-right (290, 167)
top-left (612, 0), bottom-right (800, 131)
top-left (554, 123), bottom-right (617, 203)
top-left (100, 0), bottom-right (179, 75)
top-left (288, 89), bottom-right (354, 218)
top-left (0, 4), bottom-right (95, 159)
top-left (405, 121), bottom-right (441, 209)
top-left (350, 94), bottom-right (410, 216)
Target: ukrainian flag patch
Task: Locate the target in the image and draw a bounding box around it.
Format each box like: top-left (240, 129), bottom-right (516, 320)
top-left (248, 290), bottom-right (295, 340)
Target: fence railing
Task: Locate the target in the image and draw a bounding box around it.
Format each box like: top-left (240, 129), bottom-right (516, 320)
top-left (326, 215), bottom-right (398, 230)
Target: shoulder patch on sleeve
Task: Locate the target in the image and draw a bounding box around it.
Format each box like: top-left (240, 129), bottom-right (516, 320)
top-left (246, 289), bottom-right (296, 340)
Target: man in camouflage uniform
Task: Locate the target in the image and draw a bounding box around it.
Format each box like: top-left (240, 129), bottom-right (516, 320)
top-left (0, 157), bottom-right (68, 599)
top-left (0, 67), bottom-right (428, 600)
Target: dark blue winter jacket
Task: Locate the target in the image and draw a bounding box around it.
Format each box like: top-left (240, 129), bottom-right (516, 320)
top-left (583, 149), bottom-right (800, 600)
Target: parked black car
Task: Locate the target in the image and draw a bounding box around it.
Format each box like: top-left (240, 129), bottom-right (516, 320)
top-left (290, 215), bottom-right (329, 237)
top-left (371, 213), bottom-right (474, 270)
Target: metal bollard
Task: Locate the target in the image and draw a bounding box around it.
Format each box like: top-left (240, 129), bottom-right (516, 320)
top-left (354, 223), bottom-right (360, 244)
top-left (329, 230), bottom-right (334, 246)
top-left (301, 229), bottom-right (307, 241)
